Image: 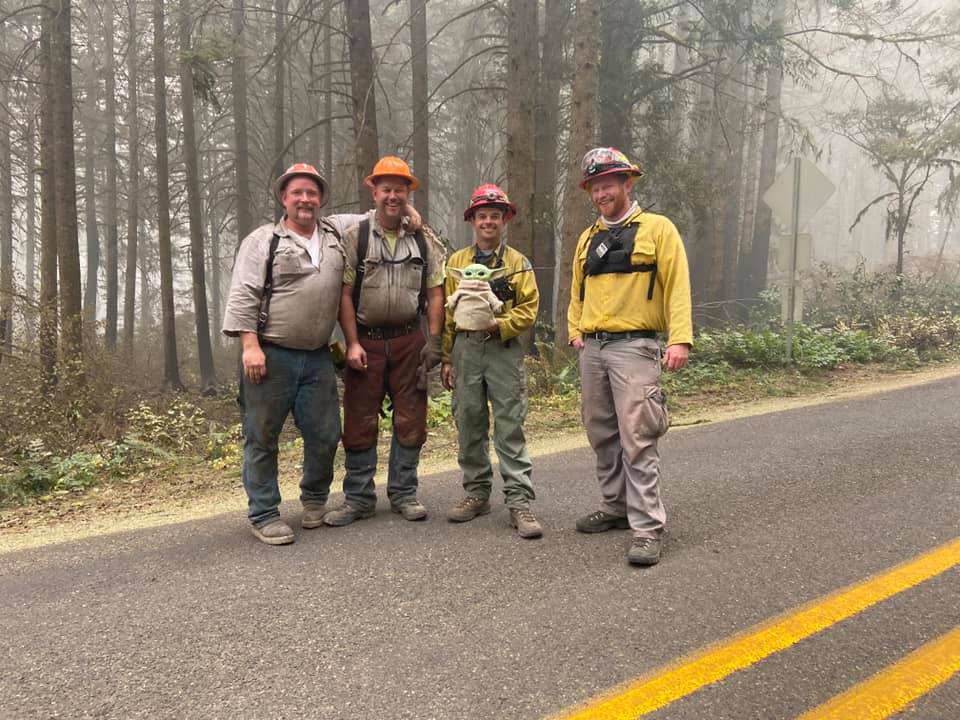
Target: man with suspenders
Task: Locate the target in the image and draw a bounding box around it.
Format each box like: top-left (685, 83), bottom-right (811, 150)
top-left (327, 157), bottom-right (447, 526)
top-left (223, 163), bottom-right (368, 545)
top-left (567, 148), bottom-right (693, 565)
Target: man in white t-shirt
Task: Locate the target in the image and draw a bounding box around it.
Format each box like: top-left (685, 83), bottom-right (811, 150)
top-left (224, 163), bottom-right (421, 545)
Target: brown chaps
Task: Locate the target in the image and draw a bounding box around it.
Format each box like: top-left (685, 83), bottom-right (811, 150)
top-left (342, 330), bottom-right (427, 449)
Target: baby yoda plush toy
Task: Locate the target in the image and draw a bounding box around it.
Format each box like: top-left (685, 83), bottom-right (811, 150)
top-left (446, 264), bottom-right (507, 331)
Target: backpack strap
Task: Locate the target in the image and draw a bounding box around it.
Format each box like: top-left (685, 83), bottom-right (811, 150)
top-left (351, 218), bottom-right (371, 312)
top-left (414, 228), bottom-right (428, 315)
top-left (257, 233), bottom-right (282, 336)
top-left (320, 217), bottom-right (341, 243)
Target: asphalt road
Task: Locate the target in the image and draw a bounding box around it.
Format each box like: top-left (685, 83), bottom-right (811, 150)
top-left (2, 376), bottom-right (959, 720)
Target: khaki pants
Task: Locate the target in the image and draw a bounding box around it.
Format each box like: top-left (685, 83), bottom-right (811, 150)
top-left (579, 337), bottom-right (669, 538)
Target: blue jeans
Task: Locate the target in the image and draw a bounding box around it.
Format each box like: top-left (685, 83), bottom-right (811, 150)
top-left (239, 344), bottom-right (341, 526)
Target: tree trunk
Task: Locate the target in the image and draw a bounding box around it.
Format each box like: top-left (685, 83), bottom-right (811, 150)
top-left (103, 0), bottom-right (119, 348)
top-left (0, 81), bottom-right (13, 359)
top-left (81, 0), bottom-right (100, 324)
top-left (123, 0), bottom-right (140, 353)
top-left (719, 53), bottom-right (747, 302)
top-left (747, 0), bottom-right (785, 299)
top-left (153, 0), bottom-right (183, 389)
top-left (209, 205), bottom-right (222, 346)
top-left (345, 0), bottom-right (379, 209)
top-left (668, 3), bottom-right (691, 142)
top-left (52, 0), bottom-right (84, 370)
top-left (557, 0), bottom-right (600, 349)
top-left (179, 1), bottom-right (217, 392)
top-left (532, 0), bottom-right (567, 328)
top-left (322, 0), bottom-right (333, 185)
top-left (505, 0), bottom-right (538, 258)
top-left (409, 0), bottom-right (430, 222)
top-left (39, 7), bottom-right (58, 389)
top-left (598, 0), bottom-right (634, 154)
top-left (25, 114), bottom-right (37, 343)
top-left (232, 0), bottom-right (253, 241)
top-left (139, 239), bottom-right (150, 337)
top-left (273, 0), bottom-right (287, 218)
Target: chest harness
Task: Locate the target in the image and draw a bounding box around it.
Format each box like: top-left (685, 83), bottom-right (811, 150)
top-left (580, 221), bottom-right (657, 302)
top-left (352, 218), bottom-right (428, 316)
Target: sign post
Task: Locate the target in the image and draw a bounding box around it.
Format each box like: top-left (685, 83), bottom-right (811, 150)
top-left (761, 157), bottom-right (836, 362)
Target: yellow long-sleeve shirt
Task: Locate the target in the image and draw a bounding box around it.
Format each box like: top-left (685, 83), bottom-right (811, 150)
top-left (567, 206), bottom-right (693, 346)
top-left (442, 243), bottom-right (539, 362)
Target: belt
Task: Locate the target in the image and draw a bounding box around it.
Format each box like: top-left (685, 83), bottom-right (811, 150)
top-left (357, 322), bottom-right (419, 340)
top-left (459, 329), bottom-right (496, 341)
top-left (458, 329), bottom-right (513, 347)
top-left (585, 329), bottom-right (657, 341)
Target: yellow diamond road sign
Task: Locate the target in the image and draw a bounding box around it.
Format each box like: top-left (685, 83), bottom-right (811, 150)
top-left (762, 157), bottom-right (836, 230)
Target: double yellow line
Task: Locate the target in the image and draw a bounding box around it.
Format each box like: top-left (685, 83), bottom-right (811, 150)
top-left (552, 536), bottom-right (960, 720)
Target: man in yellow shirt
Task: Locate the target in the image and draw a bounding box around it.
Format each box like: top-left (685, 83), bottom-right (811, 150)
top-left (441, 184), bottom-right (542, 538)
top-left (567, 147), bottom-right (693, 565)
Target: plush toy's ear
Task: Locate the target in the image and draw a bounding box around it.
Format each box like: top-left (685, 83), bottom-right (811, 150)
top-left (488, 267), bottom-right (508, 280)
top-left (446, 267), bottom-right (464, 280)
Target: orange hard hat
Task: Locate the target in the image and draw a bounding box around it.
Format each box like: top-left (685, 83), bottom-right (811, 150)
top-left (273, 162), bottom-right (330, 206)
top-left (364, 156), bottom-right (420, 191)
top-left (463, 183), bottom-right (517, 221)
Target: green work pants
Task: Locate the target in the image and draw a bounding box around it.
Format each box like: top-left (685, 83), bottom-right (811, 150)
top-left (451, 332), bottom-right (535, 508)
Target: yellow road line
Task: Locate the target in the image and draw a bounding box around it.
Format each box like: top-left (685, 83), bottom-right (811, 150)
top-left (797, 625), bottom-right (960, 720)
top-left (551, 537), bottom-right (960, 720)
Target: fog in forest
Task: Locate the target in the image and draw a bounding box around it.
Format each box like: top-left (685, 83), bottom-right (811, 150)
top-left (0, 0), bottom-right (958, 377)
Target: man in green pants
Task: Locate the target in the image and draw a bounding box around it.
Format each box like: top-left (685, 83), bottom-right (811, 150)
top-left (440, 184), bottom-right (542, 538)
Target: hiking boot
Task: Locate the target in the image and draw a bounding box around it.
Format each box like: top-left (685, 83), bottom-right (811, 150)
top-left (322, 503), bottom-right (376, 527)
top-left (251, 519), bottom-right (295, 546)
top-left (301, 502), bottom-right (329, 529)
top-left (446, 496), bottom-right (491, 523)
top-left (509, 507), bottom-right (543, 539)
top-left (627, 536), bottom-right (662, 566)
top-left (391, 497), bottom-right (428, 521)
top-left (575, 510), bottom-right (629, 534)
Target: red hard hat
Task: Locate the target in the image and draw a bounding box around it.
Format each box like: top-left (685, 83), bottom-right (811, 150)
top-left (463, 183), bottom-right (517, 221)
top-left (273, 162), bottom-right (330, 206)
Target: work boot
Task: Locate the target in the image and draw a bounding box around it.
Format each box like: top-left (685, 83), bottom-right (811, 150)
top-left (627, 536), bottom-right (662, 566)
top-left (446, 495), bottom-right (491, 523)
top-left (323, 503), bottom-right (376, 527)
top-left (301, 502), bottom-right (329, 529)
top-left (575, 509), bottom-right (629, 534)
top-left (509, 507), bottom-right (543, 539)
top-left (391, 497), bottom-right (428, 521)
top-left (251, 519), bottom-right (295, 545)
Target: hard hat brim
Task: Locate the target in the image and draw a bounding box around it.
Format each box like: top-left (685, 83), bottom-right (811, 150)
top-left (580, 166), bottom-right (643, 190)
top-left (273, 169), bottom-right (330, 207)
top-left (463, 201), bottom-right (517, 222)
top-left (364, 173), bottom-right (420, 192)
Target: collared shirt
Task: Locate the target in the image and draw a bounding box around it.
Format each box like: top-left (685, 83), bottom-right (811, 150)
top-left (222, 214), bottom-right (364, 350)
top-left (567, 206), bottom-right (693, 346)
top-left (441, 241), bottom-right (539, 363)
top-left (342, 210), bottom-right (446, 327)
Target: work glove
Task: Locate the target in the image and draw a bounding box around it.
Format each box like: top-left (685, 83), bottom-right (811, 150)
top-left (416, 362), bottom-right (429, 392)
top-left (419, 334), bottom-right (443, 371)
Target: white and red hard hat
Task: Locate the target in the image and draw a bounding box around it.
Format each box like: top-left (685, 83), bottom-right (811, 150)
top-left (463, 183), bottom-right (517, 222)
top-left (579, 147), bottom-right (643, 190)
top-left (272, 162), bottom-right (330, 206)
